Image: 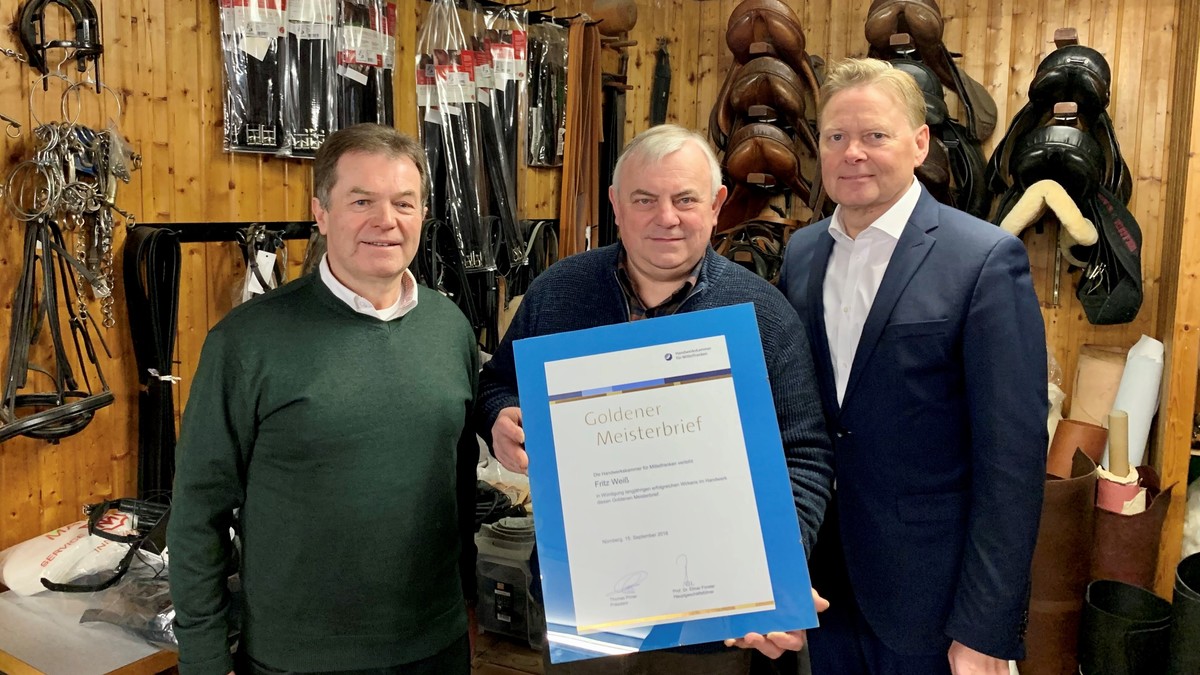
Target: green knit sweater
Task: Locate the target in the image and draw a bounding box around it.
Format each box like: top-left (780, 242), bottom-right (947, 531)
top-left (167, 274), bottom-right (479, 675)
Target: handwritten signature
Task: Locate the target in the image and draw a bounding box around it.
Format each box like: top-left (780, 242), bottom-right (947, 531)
top-left (610, 570), bottom-right (649, 595)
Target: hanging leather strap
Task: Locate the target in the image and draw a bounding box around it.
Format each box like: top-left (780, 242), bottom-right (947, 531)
top-left (650, 37), bottom-right (670, 126)
top-left (122, 225), bottom-right (181, 498)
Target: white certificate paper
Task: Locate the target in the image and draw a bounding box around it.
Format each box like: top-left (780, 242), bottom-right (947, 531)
top-left (546, 336), bottom-right (774, 633)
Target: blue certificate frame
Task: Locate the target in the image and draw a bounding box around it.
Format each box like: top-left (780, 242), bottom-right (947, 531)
top-left (514, 303), bottom-right (816, 663)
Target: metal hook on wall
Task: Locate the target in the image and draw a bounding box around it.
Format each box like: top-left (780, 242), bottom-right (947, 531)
top-left (0, 112), bottom-right (22, 139)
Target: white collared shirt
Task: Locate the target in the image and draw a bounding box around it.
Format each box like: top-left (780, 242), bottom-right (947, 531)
top-left (824, 178), bottom-right (922, 404)
top-left (319, 254), bottom-right (419, 321)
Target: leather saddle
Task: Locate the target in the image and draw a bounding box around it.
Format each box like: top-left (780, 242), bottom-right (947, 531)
top-left (917, 133), bottom-right (952, 206)
top-left (710, 0), bottom-right (832, 255)
top-left (892, 57), bottom-right (989, 218)
top-left (712, 0), bottom-right (822, 153)
top-left (722, 122), bottom-right (816, 203)
top-left (983, 39), bottom-right (1141, 324)
top-left (726, 0), bottom-right (822, 94)
top-left (865, 0), bottom-right (998, 141)
top-left (713, 56), bottom-right (820, 158)
top-left (986, 45), bottom-right (1132, 204)
top-left (1011, 125), bottom-right (1104, 202)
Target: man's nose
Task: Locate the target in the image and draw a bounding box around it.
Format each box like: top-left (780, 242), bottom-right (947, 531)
top-left (656, 201), bottom-right (682, 225)
top-left (373, 202), bottom-right (401, 227)
top-left (844, 139), bottom-right (868, 161)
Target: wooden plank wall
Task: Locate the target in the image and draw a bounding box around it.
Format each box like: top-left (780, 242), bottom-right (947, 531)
top-left (0, 0), bottom-right (318, 548)
top-left (0, 0), bottom-right (1190, 588)
top-left (626, 0), bottom-right (1179, 415)
top-left (1153, 0), bottom-right (1200, 596)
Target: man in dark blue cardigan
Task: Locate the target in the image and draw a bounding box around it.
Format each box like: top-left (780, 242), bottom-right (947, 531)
top-left (475, 124), bottom-right (834, 674)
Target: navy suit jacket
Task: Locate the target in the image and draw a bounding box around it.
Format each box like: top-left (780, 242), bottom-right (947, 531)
top-left (779, 188), bottom-right (1048, 659)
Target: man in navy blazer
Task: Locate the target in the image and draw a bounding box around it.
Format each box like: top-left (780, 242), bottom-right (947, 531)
top-left (778, 58), bottom-right (1047, 674)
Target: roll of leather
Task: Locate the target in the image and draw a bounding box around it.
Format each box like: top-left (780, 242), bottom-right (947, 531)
top-left (1069, 344), bottom-right (1127, 426)
top-left (1047, 418), bottom-right (1107, 479)
top-left (1168, 552), bottom-right (1200, 674)
top-left (1079, 579), bottom-right (1172, 675)
top-left (1020, 450), bottom-right (1097, 675)
top-left (1091, 466), bottom-right (1173, 589)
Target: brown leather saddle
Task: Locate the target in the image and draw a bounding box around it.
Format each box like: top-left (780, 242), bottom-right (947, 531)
top-left (722, 122), bottom-right (817, 203)
top-left (865, 0), bottom-right (998, 141)
top-left (916, 133), bottom-right (952, 205)
top-left (709, 0), bottom-right (831, 262)
top-left (714, 56), bottom-right (820, 157)
top-left (712, 0), bottom-right (822, 149)
top-left (726, 0), bottom-right (822, 93)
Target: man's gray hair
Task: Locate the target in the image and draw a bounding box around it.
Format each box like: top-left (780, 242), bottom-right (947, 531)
top-left (612, 124), bottom-right (722, 198)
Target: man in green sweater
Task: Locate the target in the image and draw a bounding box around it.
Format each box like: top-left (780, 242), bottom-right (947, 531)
top-left (168, 124), bottom-right (479, 675)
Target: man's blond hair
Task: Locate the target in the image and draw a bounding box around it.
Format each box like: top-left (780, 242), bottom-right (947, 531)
top-left (819, 57), bottom-right (926, 130)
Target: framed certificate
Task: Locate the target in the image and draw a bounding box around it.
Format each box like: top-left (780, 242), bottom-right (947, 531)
top-left (513, 303), bottom-right (817, 663)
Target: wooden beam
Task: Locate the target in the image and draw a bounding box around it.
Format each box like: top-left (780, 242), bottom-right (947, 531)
top-left (1152, 0), bottom-right (1200, 598)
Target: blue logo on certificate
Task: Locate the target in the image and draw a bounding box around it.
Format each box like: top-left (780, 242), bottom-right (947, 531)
top-left (514, 304), bottom-right (817, 663)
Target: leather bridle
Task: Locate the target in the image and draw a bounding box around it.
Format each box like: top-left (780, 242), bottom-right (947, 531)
top-left (1, 215), bottom-right (113, 443)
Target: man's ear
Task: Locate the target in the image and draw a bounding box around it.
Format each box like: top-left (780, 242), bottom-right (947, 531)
top-left (913, 123), bottom-right (931, 167)
top-left (608, 185), bottom-right (621, 231)
top-left (712, 184), bottom-right (729, 218)
top-left (312, 197), bottom-right (328, 235)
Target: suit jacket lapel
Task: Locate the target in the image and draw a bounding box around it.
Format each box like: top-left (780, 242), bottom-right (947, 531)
top-left (807, 231), bottom-right (840, 417)
top-left (841, 193), bottom-right (938, 406)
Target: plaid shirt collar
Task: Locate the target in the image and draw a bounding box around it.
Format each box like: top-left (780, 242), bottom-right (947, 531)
top-left (616, 246), bottom-right (703, 322)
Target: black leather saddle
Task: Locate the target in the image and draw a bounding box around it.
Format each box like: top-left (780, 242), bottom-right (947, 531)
top-left (986, 45), bottom-right (1132, 203)
top-left (986, 41), bottom-right (1142, 325)
top-left (891, 56), bottom-right (989, 218)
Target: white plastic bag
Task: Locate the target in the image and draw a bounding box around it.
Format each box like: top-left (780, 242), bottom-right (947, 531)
top-left (0, 515), bottom-right (135, 596)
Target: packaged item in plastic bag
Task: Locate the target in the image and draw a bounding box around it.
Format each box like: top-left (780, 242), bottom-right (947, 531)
top-left (479, 3), bottom-right (528, 268)
top-left (418, 0), bottom-right (494, 272)
top-left (282, 0), bottom-right (336, 157)
top-left (336, 0), bottom-right (379, 129)
top-left (1047, 348), bottom-right (1066, 443)
top-left (219, 0), bottom-right (286, 153)
top-left (526, 21), bottom-right (566, 168)
top-left (372, 0), bottom-right (398, 126)
top-left (79, 553), bottom-right (176, 649)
